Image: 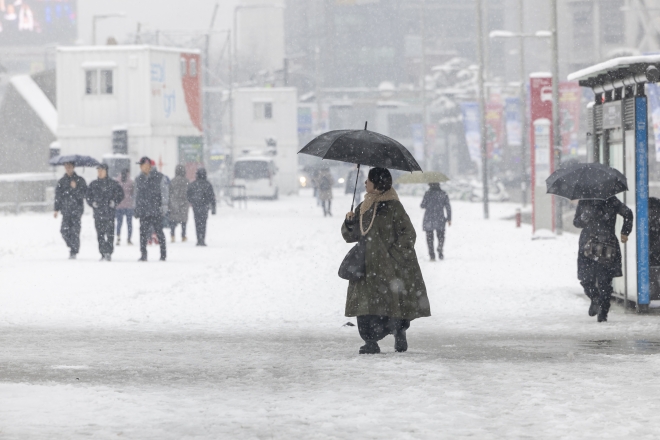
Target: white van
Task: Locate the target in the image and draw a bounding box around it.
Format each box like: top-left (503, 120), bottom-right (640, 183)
top-left (233, 156), bottom-right (279, 199)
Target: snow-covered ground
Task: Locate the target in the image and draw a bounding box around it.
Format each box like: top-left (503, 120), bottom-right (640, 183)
top-left (2, 189), bottom-right (660, 439)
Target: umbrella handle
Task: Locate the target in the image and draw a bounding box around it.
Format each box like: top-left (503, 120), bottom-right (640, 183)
top-left (350, 164), bottom-right (361, 212)
top-left (364, 121), bottom-right (367, 130)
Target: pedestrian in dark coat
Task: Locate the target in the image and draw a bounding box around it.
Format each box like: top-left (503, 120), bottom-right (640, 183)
top-left (134, 157), bottom-right (169, 261)
top-left (169, 164), bottom-right (190, 242)
top-left (187, 168), bottom-right (216, 246)
top-left (318, 168), bottom-right (333, 217)
top-left (342, 167), bottom-right (430, 355)
top-left (573, 197), bottom-right (633, 322)
top-left (54, 162), bottom-right (87, 259)
top-left (115, 169), bottom-right (135, 246)
top-left (421, 183), bottom-right (452, 260)
top-left (86, 164), bottom-right (124, 261)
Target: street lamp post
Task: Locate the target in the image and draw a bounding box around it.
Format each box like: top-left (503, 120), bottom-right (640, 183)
top-left (489, 28), bottom-right (551, 210)
top-left (550, 0), bottom-right (562, 235)
top-left (476, 0), bottom-right (489, 220)
top-left (92, 13), bottom-right (126, 45)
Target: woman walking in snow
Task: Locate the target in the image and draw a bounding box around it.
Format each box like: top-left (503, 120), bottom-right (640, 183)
top-left (342, 167), bottom-right (430, 354)
top-left (573, 197), bottom-right (632, 322)
top-left (169, 165), bottom-right (190, 242)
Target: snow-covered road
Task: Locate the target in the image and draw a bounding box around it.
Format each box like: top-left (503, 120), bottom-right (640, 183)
top-left (2, 190), bottom-right (660, 439)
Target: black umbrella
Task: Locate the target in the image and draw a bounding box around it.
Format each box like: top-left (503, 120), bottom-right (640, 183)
top-left (298, 122), bottom-right (422, 210)
top-left (49, 155), bottom-right (100, 167)
top-left (546, 162), bottom-right (628, 200)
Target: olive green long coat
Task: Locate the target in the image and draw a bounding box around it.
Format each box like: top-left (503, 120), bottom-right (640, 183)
top-left (341, 200), bottom-right (431, 320)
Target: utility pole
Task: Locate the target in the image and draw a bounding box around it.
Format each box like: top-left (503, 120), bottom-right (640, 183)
top-left (550, 0), bottom-right (562, 234)
top-left (204, 3), bottom-right (220, 162)
top-left (420, 0), bottom-right (429, 170)
top-left (476, 0), bottom-right (489, 219)
top-left (519, 0), bottom-right (528, 208)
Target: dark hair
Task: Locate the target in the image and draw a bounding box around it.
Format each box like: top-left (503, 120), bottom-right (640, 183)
top-left (120, 168), bottom-right (129, 182)
top-left (368, 167), bottom-right (392, 192)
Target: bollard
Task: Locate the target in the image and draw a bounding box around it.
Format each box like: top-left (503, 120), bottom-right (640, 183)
top-left (515, 208), bottom-right (521, 228)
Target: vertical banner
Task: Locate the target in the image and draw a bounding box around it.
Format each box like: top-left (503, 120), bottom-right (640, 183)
top-left (559, 82), bottom-right (581, 157)
top-left (505, 97), bottom-right (522, 147)
top-left (530, 74), bottom-right (554, 234)
top-left (647, 83), bottom-right (660, 162)
top-left (486, 101), bottom-right (504, 160)
top-left (635, 96), bottom-right (650, 306)
top-left (460, 102), bottom-right (481, 165)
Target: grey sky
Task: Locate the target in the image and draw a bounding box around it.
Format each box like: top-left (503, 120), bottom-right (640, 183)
top-left (78, 0), bottom-right (239, 45)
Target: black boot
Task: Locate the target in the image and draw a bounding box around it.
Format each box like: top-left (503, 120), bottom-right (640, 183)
top-left (588, 299), bottom-right (599, 317)
top-left (359, 342), bottom-right (380, 354)
top-left (138, 253), bottom-right (147, 262)
top-left (597, 312), bottom-right (608, 322)
top-left (394, 329), bottom-right (408, 352)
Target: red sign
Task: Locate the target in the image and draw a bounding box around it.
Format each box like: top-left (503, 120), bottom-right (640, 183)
top-left (559, 82), bottom-right (581, 156)
top-left (529, 74), bottom-right (555, 233)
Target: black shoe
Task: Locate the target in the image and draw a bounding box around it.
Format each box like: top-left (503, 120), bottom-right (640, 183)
top-left (200, 242), bottom-right (207, 247)
top-left (105, 254), bottom-right (112, 262)
top-left (438, 254), bottom-right (444, 260)
top-left (69, 252), bottom-right (77, 260)
top-left (160, 256), bottom-right (166, 261)
top-left (588, 299), bottom-right (599, 317)
top-left (359, 342), bottom-right (380, 355)
top-left (394, 330), bottom-right (408, 352)
top-left (597, 313), bottom-right (608, 322)
top-left (138, 254), bottom-right (147, 262)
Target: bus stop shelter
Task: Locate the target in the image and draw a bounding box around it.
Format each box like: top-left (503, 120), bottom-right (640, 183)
top-left (568, 56), bottom-right (660, 312)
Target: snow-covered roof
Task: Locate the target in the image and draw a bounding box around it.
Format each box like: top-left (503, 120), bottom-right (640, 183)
top-left (0, 172), bottom-right (57, 182)
top-left (10, 75), bottom-right (57, 136)
top-left (57, 45), bottom-right (201, 55)
top-left (567, 54), bottom-right (660, 82)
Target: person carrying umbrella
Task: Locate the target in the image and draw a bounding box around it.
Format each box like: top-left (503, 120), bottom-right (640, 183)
top-left (86, 163), bottom-right (124, 261)
top-left (547, 163), bottom-right (633, 322)
top-left (421, 183), bottom-right (452, 261)
top-left (299, 122), bottom-right (430, 354)
top-left (53, 161), bottom-right (88, 259)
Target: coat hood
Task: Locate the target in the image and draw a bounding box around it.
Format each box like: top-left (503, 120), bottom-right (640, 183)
top-left (175, 164), bottom-right (186, 177)
top-left (196, 168), bottom-right (207, 180)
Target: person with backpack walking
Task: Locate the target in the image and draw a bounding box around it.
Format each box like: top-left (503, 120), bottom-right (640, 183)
top-left (420, 183), bottom-right (452, 261)
top-left (187, 168), bottom-right (216, 246)
top-left (86, 164), bottom-right (124, 261)
top-left (134, 157), bottom-right (169, 261)
top-left (169, 165), bottom-right (190, 243)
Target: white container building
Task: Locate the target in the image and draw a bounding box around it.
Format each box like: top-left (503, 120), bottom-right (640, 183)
top-left (232, 87), bottom-right (298, 195)
top-left (56, 45), bottom-right (203, 179)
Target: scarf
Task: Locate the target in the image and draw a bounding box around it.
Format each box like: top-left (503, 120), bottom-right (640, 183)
top-left (359, 188), bottom-right (399, 236)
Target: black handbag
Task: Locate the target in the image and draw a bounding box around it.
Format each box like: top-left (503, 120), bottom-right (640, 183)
top-left (338, 237), bottom-right (366, 281)
top-left (583, 234), bottom-right (618, 264)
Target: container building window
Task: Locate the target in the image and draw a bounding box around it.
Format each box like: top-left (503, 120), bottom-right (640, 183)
top-left (85, 70), bottom-right (98, 94)
top-left (254, 102), bottom-right (273, 120)
top-left (189, 59), bottom-right (197, 77)
top-left (85, 68), bottom-right (114, 95)
top-left (180, 58), bottom-right (187, 77)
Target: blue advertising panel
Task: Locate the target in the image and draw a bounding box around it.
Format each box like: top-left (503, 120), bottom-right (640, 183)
top-left (0, 0), bottom-right (76, 46)
top-left (635, 96), bottom-right (650, 305)
top-left (505, 97), bottom-right (521, 147)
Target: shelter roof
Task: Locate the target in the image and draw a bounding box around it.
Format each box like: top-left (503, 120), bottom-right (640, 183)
top-left (567, 55), bottom-right (660, 89)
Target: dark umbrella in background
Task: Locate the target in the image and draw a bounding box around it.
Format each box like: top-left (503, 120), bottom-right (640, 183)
top-left (298, 122), bottom-right (422, 210)
top-left (546, 162), bottom-right (628, 200)
top-left (49, 155), bottom-right (100, 167)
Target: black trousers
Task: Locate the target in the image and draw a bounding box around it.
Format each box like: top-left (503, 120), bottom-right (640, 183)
top-left (139, 215), bottom-right (166, 258)
top-left (357, 315), bottom-right (410, 343)
top-left (95, 217), bottom-right (115, 256)
top-left (581, 272), bottom-right (614, 316)
top-left (426, 224), bottom-right (446, 258)
top-left (193, 208), bottom-right (208, 243)
top-left (60, 214), bottom-right (82, 254)
top-left (170, 221), bottom-right (187, 238)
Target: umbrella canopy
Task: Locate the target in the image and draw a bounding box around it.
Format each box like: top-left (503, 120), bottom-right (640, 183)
top-left (545, 162), bottom-right (628, 200)
top-left (49, 155), bottom-right (100, 167)
top-left (298, 127), bottom-right (422, 172)
top-left (396, 171), bottom-right (449, 184)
